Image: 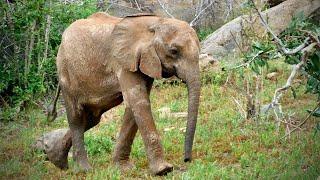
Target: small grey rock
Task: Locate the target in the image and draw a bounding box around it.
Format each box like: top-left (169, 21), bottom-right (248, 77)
top-left (33, 128), bottom-right (69, 152)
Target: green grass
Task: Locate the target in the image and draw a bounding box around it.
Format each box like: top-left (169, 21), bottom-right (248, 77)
top-left (0, 63), bottom-right (319, 179)
top-left (197, 28), bottom-right (215, 41)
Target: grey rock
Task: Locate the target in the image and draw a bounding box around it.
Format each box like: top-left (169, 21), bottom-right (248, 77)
top-left (33, 128), bottom-right (69, 152)
top-left (201, 0), bottom-right (320, 61)
top-left (33, 128), bottom-right (72, 169)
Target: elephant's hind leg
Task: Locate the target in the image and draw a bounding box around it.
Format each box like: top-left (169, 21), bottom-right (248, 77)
top-left (67, 110), bottom-right (92, 171)
top-left (47, 106), bottom-right (103, 171)
top-left (113, 107), bottom-right (138, 171)
top-left (62, 94), bottom-right (99, 172)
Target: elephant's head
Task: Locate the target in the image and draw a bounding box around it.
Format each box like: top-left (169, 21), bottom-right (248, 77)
top-left (111, 14), bottom-right (201, 162)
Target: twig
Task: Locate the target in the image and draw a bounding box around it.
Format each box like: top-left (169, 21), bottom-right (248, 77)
top-left (281, 102), bottom-right (320, 140)
top-left (189, 0), bottom-right (215, 27)
top-left (133, 0), bottom-right (141, 11)
top-left (228, 51), bottom-right (262, 70)
top-left (0, 95), bottom-right (9, 108)
top-left (267, 43), bottom-right (317, 113)
top-left (105, 1), bottom-right (113, 12)
top-left (299, 29), bottom-right (320, 48)
top-left (156, 0), bottom-right (174, 18)
top-left (278, 116), bottom-right (302, 131)
top-left (224, 0), bottom-right (234, 20)
top-left (232, 97), bottom-right (246, 118)
top-left (249, 0), bottom-right (311, 55)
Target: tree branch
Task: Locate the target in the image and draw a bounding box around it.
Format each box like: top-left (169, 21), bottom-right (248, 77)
top-left (156, 0), bottom-right (174, 18)
top-left (266, 42), bottom-right (317, 113)
top-left (190, 0), bottom-right (215, 27)
top-left (249, 0), bottom-right (311, 55)
top-left (281, 102), bottom-right (320, 140)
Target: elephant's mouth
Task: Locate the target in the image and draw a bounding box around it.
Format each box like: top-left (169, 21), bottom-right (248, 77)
top-left (162, 70), bottom-right (174, 78)
top-left (161, 65), bottom-right (176, 78)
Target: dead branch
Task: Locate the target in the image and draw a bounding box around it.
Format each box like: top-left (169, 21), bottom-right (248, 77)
top-left (134, 0), bottom-right (141, 10)
top-left (229, 51), bottom-right (262, 70)
top-left (249, 0), bottom-right (319, 118)
top-left (299, 29), bottom-right (320, 48)
top-left (232, 97), bottom-right (246, 118)
top-left (249, 0), bottom-right (312, 55)
top-left (189, 0), bottom-right (216, 27)
top-left (224, 0), bottom-right (234, 20)
top-left (267, 43), bottom-right (317, 113)
top-left (281, 102), bottom-right (320, 140)
top-left (156, 0), bottom-right (174, 18)
top-left (279, 115), bottom-right (302, 130)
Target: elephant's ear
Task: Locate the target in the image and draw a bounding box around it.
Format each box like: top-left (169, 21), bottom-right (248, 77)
top-left (111, 15), bottom-right (162, 79)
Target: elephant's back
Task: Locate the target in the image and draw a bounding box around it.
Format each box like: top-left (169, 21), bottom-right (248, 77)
top-left (61, 13), bottom-right (121, 45)
top-left (58, 12), bottom-right (121, 71)
top-left (87, 12), bottom-right (122, 24)
top-left (57, 13), bottom-right (121, 98)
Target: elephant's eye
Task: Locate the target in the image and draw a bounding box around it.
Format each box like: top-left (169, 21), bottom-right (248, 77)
top-left (170, 49), bottom-right (178, 55)
top-left (169, 48), bottom-right (179, 58)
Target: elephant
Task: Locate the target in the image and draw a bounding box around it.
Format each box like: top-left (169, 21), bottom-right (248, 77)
top-left (50, 12), bottom-right (201, 175)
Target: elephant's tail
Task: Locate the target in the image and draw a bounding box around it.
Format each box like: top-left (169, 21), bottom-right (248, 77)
top-left (47, 85), bottom-right (61, 122)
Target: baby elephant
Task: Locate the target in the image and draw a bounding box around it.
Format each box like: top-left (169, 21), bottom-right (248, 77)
top-left (51, 12), bottom-right (201, 175)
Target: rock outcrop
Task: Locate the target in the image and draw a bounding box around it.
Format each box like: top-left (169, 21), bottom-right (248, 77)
top-left (201, 0), bottom-right (320, 61)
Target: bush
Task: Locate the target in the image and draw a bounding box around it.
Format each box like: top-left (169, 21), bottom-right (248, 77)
top-left (197, 28), bottom-right (215, 41)
top-left (243, 14), bottom-right (320, 99)
top-left (85, 134), bottom-right (114, 156)
top-left (0, 1), bottom-right (97, 115)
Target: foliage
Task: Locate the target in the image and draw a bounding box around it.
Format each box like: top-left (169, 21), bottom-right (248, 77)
top-left (197, 28), bottom-right (215, 41)
top-left (0, 0), bottom-right (97, 117)
top-left (85, 133), bottom-right (114, 156)
top-left (242, 14), bottom-right (320, 99)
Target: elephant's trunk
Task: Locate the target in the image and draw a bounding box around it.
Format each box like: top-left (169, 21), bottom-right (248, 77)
top-left (184, 70), bottom-right (200, 162)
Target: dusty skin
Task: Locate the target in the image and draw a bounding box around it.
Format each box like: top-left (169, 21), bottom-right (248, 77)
top-left (53, 12), bottom-right (201, 175)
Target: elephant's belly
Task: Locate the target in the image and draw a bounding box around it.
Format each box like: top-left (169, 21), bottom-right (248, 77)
top-left (85, 91), bottom-right (123, 108)
top-left (76, 72), bottom-right (123, 108)
top-left (84, 91), bottom-right (123, 119)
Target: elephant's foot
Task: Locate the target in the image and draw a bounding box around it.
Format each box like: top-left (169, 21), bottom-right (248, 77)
top-left (114, 160), bottom-right (135, 172)
top-left (74, 160), bottom-right (92, 173)
top-left (149, 160), bottom-right (173, 176)
top-left (73, 149), bottom-right (92, 172)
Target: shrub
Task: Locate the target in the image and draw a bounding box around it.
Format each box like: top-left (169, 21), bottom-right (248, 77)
top-left (0, 1), bottom-right (97, 117)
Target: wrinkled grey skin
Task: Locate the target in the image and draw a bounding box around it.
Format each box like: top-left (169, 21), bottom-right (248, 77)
top-left (51, 12), bottom-right (201, 175)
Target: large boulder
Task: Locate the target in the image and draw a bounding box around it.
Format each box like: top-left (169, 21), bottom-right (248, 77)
top-left (201, 0), bottom-right (320, 61)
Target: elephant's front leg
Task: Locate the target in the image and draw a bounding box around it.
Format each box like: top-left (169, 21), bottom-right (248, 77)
top-left (118, 71), bottom-right (173, 175)
top-left (113, 107), bottom-right (138, 171)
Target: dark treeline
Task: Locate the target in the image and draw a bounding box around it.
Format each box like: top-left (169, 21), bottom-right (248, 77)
top-left (1, 0), bottom-right (97, 111)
